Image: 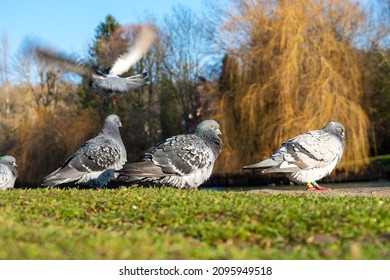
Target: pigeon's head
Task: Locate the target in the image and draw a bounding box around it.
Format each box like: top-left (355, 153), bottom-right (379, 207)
top-left (195, 120), bottom-right (223, 155)
top-left (195, 120), bottom-right (222, 136)
top-left (0, 155), bottom-right (17, 167)
top-left (105, 114), bottom-right (122, 128)
top-left (323, 122), bottom-right (345, 140)
top-left (100, 114), bottom-right (123, 138)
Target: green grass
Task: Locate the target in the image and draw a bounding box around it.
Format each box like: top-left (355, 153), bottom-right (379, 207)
top-left (371, 154), bottom-right (390, 166)
top-left (0, 187), bottom-right (389, 259)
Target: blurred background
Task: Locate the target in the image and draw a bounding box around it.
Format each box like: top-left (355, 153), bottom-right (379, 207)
top-left (0, 0), bottom-right (389, 186)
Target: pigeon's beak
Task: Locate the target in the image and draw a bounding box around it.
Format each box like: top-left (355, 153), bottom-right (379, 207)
top-left (13, 162), bottom-right (17, 167)
top-left (118, 121), bottom-right (123, 128)
top-left (216, 129), bottom-right (222, 135)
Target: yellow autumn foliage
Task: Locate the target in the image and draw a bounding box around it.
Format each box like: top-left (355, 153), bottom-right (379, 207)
top-left (215, 0), bottom-right (372, 176)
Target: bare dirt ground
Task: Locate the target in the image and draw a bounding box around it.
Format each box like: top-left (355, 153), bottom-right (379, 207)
top-left (248, 186), bottom-right (390, 197)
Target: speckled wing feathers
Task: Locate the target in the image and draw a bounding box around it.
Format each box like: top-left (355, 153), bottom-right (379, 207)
top-left (0, 161), bottom-right (17, 190)
top-left (42, 114), bottom-right (127, 187)
top-left (279, 130), bottom-right (342, 170)
top-left (147, 134), bottom-right (213, 176)
top-left (243, 122), bottom-right (344, 186)
top-left (42, 137), bottom-right (123, 185)
top-left (0, 165), bottom-right (11, 189)
top-left (116, 120), bottom-right (222, 189)
top-left (79, 137), bottom-right (123, 171)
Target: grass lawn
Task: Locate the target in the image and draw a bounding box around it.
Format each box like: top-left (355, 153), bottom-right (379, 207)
top-left (371, 154), bottom-right (390, 167)
top-left (0, 187), bottom-right (389, 259)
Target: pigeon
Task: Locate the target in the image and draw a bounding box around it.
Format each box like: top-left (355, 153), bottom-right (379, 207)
top-left (32, 24), bottom-right (156, 99)
top-left (0, 156), bottom-right (18, 190)
top-left (116, 120), bottom-right (223, 189)
top-left (42, 114), bottom-right (127, 187)
top-left (243, 122), bottom-right (345, 191)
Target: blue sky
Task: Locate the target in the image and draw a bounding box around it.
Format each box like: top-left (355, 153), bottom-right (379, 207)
top-left (0, 0), bottom-right (205, 57)
top-left (0, 0), bottom-right (383, 61)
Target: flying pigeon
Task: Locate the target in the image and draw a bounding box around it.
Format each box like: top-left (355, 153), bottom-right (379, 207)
top-left (42, 114), bottom-right (127, 187)
top-left (32, 24), bottom-right (156, 100)
top-left (243, 122), bottom-right (345, 191)
top-left (116, 120), bottom-right (223, 189)
top-left (0, 156), bottom-right (18, 190)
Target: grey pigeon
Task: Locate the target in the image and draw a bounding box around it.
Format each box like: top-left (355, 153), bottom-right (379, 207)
top-left (243, 122), bottom-right (345, 190)
top-left (116, 120), bottom-right (223, 189)
top-left (0, 156), bottom-right (18, 190)
top-left (33, 25), bottom-right (155, 99)
top-left (42, 114), bottom-right (127, 187)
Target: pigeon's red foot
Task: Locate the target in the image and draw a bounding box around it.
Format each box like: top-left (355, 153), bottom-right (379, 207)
top-left (314, 184), bottom-right (330, 190)
top-left (307, 185), bottom-right (331, 191)
top-left (307, 182), bottom-right (331, 191)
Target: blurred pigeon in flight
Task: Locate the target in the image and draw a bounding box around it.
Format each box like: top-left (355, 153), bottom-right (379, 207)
top-left (42, 114), bottom-right (127, 187)
top-left (116, 120), bottom-right (223, 189)
top-left (243, 122), bottom-right (345, 191)
top-left (33, 25), bottom-right (156, 100)
top-left (0, 156), bottom-right (18, 190)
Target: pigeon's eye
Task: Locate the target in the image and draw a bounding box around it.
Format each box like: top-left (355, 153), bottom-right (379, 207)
top-left (115, 117), bottom-right (120, 123)
top-left (210, 124), bottom-right (215, 129)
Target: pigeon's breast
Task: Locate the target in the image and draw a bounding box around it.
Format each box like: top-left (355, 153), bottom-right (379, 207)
top-left (181, 162), bottom-right (215, 188)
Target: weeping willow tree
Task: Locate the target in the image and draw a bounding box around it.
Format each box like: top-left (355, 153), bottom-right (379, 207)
top-left (215, 0), bottom-right (373, 176)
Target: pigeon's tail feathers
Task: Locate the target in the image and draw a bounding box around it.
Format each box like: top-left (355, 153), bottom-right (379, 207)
top-left (262, 161), bottom-right (301, 173)
top-left (41, 166), bottom-right (82, 186)
top-left (116, 161), bottom-right (165, 182)
top-left (243, 159), bottom-right (278, 170)
top-left (125, 73), bottom-right (148, 84)
top-left (125, 73), bottom-right (146, 80)
top-left (122, 73), bottom-right (149, 90)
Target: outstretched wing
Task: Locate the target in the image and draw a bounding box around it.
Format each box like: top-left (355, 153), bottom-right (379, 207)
top-left (34, 46), bottom-right (95, 76)
top-left (109, 25), bottom-right (156, 76)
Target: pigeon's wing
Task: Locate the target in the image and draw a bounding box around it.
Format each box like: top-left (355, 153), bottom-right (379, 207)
top-left (70, 136), bottom-right (123, 172)
top-left (109, 25), bottom-right (156, 76)
top-left (0, 165), bottom-right (11, 189)
top-left (42, 136), bottom-right (122, 185)
top-left (266, 130), bottom-right (343, 173)
top-left (98, 73), bottom-right (148, 94)
top-left (34, 47), bottom-right (95, 76)
top-left (145, 134), bottom-right (214, 176)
